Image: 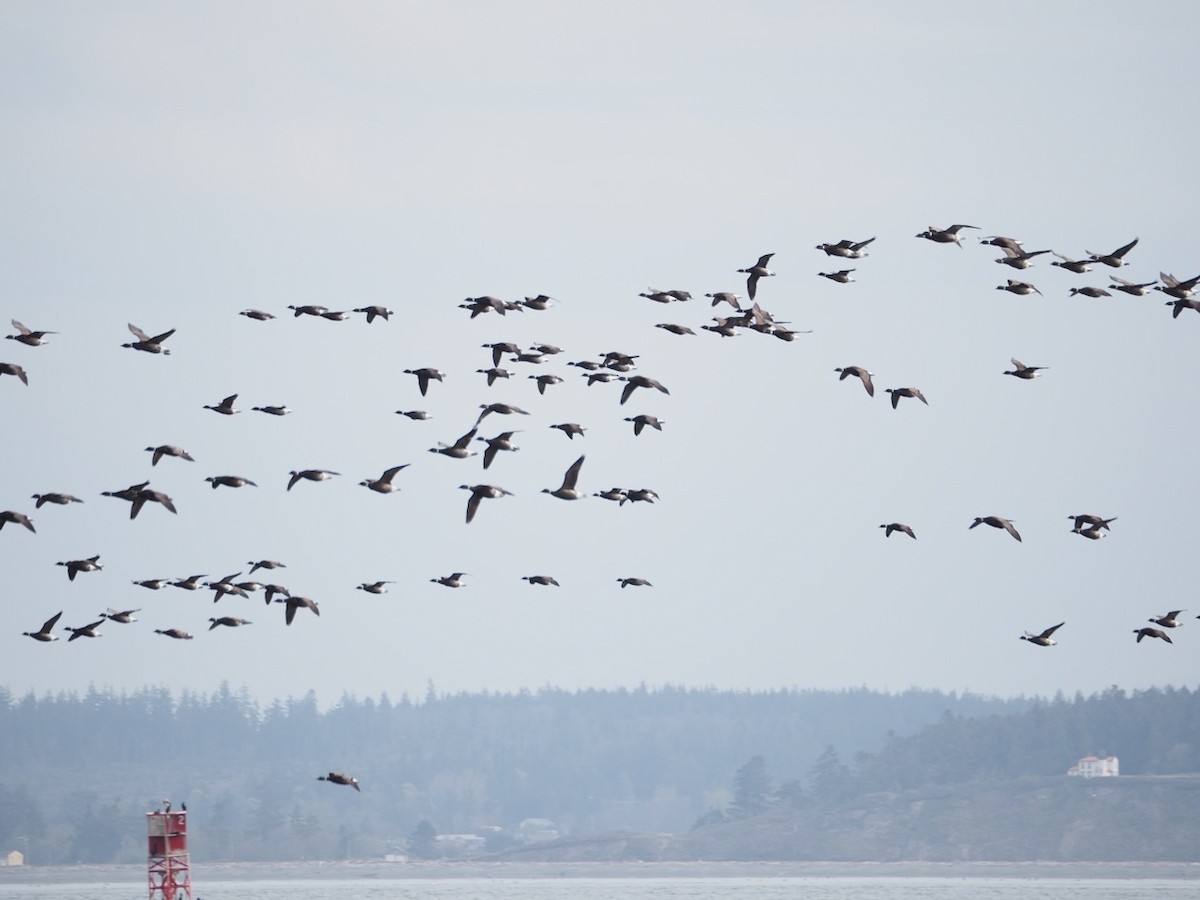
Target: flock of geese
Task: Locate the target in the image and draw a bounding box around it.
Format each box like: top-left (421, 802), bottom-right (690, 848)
top-left (6, 230), bottom-right (1196, 662)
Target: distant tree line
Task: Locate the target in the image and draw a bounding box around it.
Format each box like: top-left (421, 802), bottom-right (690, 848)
top-left (690, 684), bottom-right (1200, 831)
top-left (13, 681), bottom-right (1192, 864)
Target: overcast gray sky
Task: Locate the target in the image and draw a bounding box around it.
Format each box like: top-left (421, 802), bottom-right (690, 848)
top-left (3, 2), bottom-right (1198, 707)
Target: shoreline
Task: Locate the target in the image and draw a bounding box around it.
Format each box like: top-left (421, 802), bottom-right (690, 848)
top-left (2, 860), bottom-right (1199, 883)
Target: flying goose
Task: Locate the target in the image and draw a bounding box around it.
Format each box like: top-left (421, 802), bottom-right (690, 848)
top-left (969, 516), bottom-right (1021, 542)
top-left (1050, 252), bottom-right (1092, 274)
top-left (396, 409), bottom-right (431, 420)
top-left (319, 308), bottom-right (351, 320)
top-left (543, 455), bottom-right (586, 500)
top-left (1154, 272), bottom-right (1200, 300)
top-left (655, 323), bottom-right (696, 335)
top-left (460, 296), bottom-right (507, 318)
top-left (477, 431), bottom-right (521, 469)
top-left (619, 375), bottom-right (670, 405)
top-left (997, 279), bottom-right (1042, 296)
top-left (980, 235), bottom-right (1023, 251)
top-left (477, 367), bottom-right (511, 386)
top-left (1166, 297), bottom-right (1200, 318)
top-left (263, 584), bottom-right (290, 605)
top-left (356, 581), bottom-right (393, 594)
top-left (146, 445), bottom-right (195, 466)
top-left (1109, 275), bottom-right (1157, 296)
top-left (430, 426), bottom-right (479, 458)
top-left (204, 393), bottom-right (240, 415)
top-left (404, 367), bottom-right (445, 396)
top-left (522, 294), bottom-right (557, 310)
top-left (123, 323), bottom-right (175, 354)
top-left (132, 578), bottom-right (168, 590)
top-left (288, 304), bottom-right (329, 317)
top-left (584, 371), bottom-right (621, 385)
top-left (835, 366), bottom-right (875, 397)
top-left (593, 488), bottom-right (628, 503)
top-left (239, 309), bottom-right (275, 321)
top-left (885, 387), bottom-right (928, 409)
top-left (737, 253), bottom-right (775, 301)
top-left (7, 319), bottom-right (57, 346)
top-left (510, 350), bottom-right (546, 365)
top-left (816, 237), bottom-right (874, 258)
top-left (702, 317), bottom-right (740, 337)
top-left (602, 350), bottom-right (639, 367)
top-left (354, 305), bottom-right (393, 322)
top-left (57, 554), bottom-right (102, 581)
top-left (477, 402), bottom-right (530, 423)
top-left (0, 510), bottom-right (36, 533)
top-left (101, 608), bottom-right (140, 623)
top-left (460, 483), bottom-right (514, 523)
top-left (154, 628), bottom-right (194, 640)
top-left (65, 619), bottom-right (104, 641)
top-left (1134, 627), bottom-right (1172, 644)
top-left (206, 475), bottom-right (257, 489)
top-left (252, 405), bottom-right (291, 416)
top-left (1076, 527), bottom-right (1107, 540)
top-left (618, 577), bottom-right (653, 588)
top-left (1020, 622), bottom-right (1063, 647)
top-left (205, 573), bottom-right (248, 602)
top-left (915, 224), bottom-right (978, 247)
top-left (1087, 237), bottom-right (1138, 268)
top-left (248, 560), bottom-right (286, 573)
top-left (208, 617), bottom-right (252, 630)
top-left (1149, 610), bottom-right (1185, 629)
top-left (1067, 514), bottom-right (1117, 533)
top-left (1068, 286), bottom-right (1112, 298)
top-left (818, 269), bottom-right (855, 283)
top-left (522, 575), bottom-right (560, 587)
top-left (32, 492), bottom-right (83, 507)
top-left (625, 414), bottom-right (664, 435)
top-left (994, 246), bottom-right (1051, 269)
top-left (23, 611), bottom-right (62, 642)
top-left (171, 574), bottom-right (207, 591)
top-left (638, 289), bottom-right (675, 304)
top-left (0, 362), bottom-right (29, 385)
top-left (130, 488), bottom-right (177, 519)
top-left (530, 373), bottom-right (563, 394)
top-left (318, 772), bottom-right (360, 792)
top-left (550, 422), bottom-right (587, 440)
top-left (705, 292), bottom-right (742, 309)
top-left (360, 464), bottom-right (410, 493)
top-left (1003, 359), bottom-right (1048, 379)
top-left (567, 358), bottom-right (603, 370)
top-left (482, 341), bottom-right (521, 366)
top-left (431, 572), bottom-right (470, 588)
top-left (287, 469), bottom-right (341, 490)
top-left (622, 488), bottom-right (659, 505)
top-left (276, 595), bottom-right (320, 624)
top-left (880, 523), bottom-right (916, 539)
top-left (101, 479), bottom-right (150, 503)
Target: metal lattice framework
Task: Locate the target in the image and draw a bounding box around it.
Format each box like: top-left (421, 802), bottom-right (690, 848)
top-left (147, 810), bottom-right (191, 900)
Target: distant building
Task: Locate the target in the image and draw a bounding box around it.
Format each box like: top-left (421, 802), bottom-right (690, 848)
top-left (4, 850), bottom-right (24, 866)
top-left (1068, 754), bottom-right (1118, 778)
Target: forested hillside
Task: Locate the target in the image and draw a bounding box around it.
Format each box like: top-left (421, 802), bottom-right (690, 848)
top-left (0, 683), bottom-right (1023, 863)
top-left (4, 683), bottom-right (1196, 863)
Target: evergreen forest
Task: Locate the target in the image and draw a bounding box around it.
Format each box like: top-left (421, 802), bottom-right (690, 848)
top-left (1, 682), bottom-right (1195, 863)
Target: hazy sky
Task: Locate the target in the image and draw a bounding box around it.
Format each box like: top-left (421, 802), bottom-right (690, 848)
top-left (3, 2), bottom-right (1198, 707)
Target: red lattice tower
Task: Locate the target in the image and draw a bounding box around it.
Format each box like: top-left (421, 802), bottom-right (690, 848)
top-left (147, 808), bottom-right (191, 900)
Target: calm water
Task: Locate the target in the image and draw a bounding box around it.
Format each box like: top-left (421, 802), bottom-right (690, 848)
top-left (1, 878), bottom-right (1197, 900)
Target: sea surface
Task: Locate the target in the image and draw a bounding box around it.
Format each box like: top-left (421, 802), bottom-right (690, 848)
top-left (1, 877), bottom-right (1198, 900)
